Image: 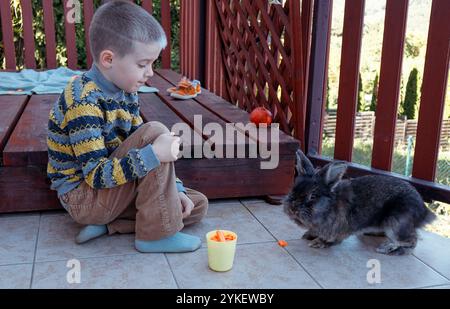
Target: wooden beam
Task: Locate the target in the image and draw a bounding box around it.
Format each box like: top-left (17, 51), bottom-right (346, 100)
top-left (0, 0), bottom-right (16, 70)
top-left (334, 0), bottom-right (365, 161)
top-left (371, 0), bottom-right (408, 171)
top-left (305, 0), bottom-right (333, 155)
top-left (412, 0), bottom-right (450, 181)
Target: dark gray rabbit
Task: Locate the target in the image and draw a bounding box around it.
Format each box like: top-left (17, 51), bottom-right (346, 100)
top-left (283, 150), bottom-right (436, 255)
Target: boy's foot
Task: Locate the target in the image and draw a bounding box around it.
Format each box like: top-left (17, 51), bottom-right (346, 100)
top-left (75, 225), bottom-right (108, 244)
top-left (135, 232), bottom-right (201, 253)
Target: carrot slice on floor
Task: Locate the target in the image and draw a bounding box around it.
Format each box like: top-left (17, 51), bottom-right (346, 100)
top-left (278, 240), bottom-right (288, 247)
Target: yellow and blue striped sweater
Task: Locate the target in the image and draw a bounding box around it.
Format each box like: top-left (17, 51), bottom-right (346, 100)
top-left (47, 64), bottom-right (185, 198)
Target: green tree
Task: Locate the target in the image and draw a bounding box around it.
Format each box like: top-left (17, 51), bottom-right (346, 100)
top-left (399, 77), bottom-right (405, 116)
top-left (357, 73), bottom-right (364, 112)
top-left (402, 68), bottom-right (419, 119)
top-left (326, 77), bottom-right (330, 111)
top-left (370, 73), bottom-right (378, 112)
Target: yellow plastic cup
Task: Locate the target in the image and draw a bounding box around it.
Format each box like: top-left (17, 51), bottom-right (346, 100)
top-left (206, 230), bottom-right (238, 272)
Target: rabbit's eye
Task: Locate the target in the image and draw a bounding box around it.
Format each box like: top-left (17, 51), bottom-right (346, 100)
top-left (298, 193), bottom-right (308, 199)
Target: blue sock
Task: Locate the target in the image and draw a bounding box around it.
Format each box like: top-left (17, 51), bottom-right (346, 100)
top-left (75, 225), bottom-right (108, 244)
top-left (135, 232), bottom-right (201, 253)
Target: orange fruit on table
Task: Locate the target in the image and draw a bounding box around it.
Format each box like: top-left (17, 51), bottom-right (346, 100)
top-left (250, 107), bottom-right (273, 125)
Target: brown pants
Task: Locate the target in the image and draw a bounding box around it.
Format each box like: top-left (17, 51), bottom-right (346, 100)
top-left (59, 121), bottom-right (208, 241)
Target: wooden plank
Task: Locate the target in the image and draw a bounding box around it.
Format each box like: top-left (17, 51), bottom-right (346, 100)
top-left (43, 0), bottom-right (57, 69)
top-left (187, 1), bottom-right (192, 77)
top-left (334, 0), bottom-right (365, 161)
top-left (83, 0), bottom-right (95, 68)
top-left (180, 1), bottom-right (185, 74)
top-left (205, 0), bottom-right (214, 94)
top-left (0, 0), bottom-right (16, 70)
top-left (206, 0), bottom-right (229, 100)
top-left (0, 155), bottom-right (296, 213)
top-left (412, 0), bottom-right (450, 182)
top-left (289, 0), bottom-right (306, 144)
top-left (63, 0), bottom-right (78, 69)
top-left (138, 92), bottom-right (210, 157)
top-left (306, 0), bottom-right (333, 156)
top-left (0, 96), bottom-right (29, 153)
top-left (371, 0), bottom-right (408, 171)
top-left (20, 0), bottom-right (36, 69)
top-left (3, 95), bottom-right (58, 166)
top-left (160, 0), bottom-right (171, 69)
top-left (148, 72), bottom-right (251, 158)
top-left (157, 69), bottom-right (300, 155)
top-left (174, 155), bottom-right (295, 199)
top-left (302, 0), bottom-right (313, 95)
top-left (0, 166), bottom-right (60, 213)
top-left (141, 0), bottom-right (153, 14)
top-left (198, 0), bottom-right (206, 83)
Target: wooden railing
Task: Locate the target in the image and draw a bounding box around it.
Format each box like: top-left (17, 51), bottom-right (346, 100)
top-left (0, 0), bottom-right (176, 70)
top-left (306, 0), bottom-right (450, 203)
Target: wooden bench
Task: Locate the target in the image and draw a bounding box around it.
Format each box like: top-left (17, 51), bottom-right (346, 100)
top-left (0, 69), bottom-right (299, 213)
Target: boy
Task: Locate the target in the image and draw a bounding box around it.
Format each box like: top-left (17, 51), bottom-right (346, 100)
top-left (47, 0), bottom-right (208, 253)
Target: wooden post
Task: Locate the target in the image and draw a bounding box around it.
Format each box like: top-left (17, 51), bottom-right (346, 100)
top-left (180, 0), bottom-right (206, 82)
top-left (290, 0), bottom-right (305, 145)
top-left (412, 0), bottom-right (450, 181)
top-left (305, 0), bottom-right (333, 156)
top-left (0, 0), bottom-right (16, 70)
top-left (20, 0), bottom-right (36, 69)
top-left (371, 0), bottom-right (409, 171)
top-left (63, 0), bottom-right (78, 69)
top-left (333, 0), bottom-right (365, 162)
top-left (160, 0), bottom-right (171, 69)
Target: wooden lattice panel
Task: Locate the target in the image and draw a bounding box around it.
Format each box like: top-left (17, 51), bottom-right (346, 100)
top-left (213, 0), bottom-right (306, 138)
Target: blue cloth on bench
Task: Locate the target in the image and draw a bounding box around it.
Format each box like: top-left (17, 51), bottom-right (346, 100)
top-left (0, 67), bottom-right (159, 95)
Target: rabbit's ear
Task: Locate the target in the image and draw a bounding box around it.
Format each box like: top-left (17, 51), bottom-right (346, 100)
top-left (296, 149), bottom-right (315, 176)
top-left (318, 161), bottom-right (347, 188)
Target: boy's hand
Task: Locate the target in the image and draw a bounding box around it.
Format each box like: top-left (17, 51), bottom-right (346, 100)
top-left (179, 192), bottom-right (194, 219)
top-left (152, 133), bottom-right (181, 162)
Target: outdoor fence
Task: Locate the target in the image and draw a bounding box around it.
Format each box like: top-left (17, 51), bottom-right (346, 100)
top-left (323, 111), bottom-right (450, 150)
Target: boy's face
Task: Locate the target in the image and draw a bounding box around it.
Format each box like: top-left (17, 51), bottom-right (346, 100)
top-left (107, 41), bottom-right (162, 93)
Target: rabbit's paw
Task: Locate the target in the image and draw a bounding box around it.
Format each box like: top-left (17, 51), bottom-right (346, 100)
top-left (309, 238), bottom-right (330, 248)
top-left (302, 230), bottom-right (318, 241)
top-left (376, 241), bottom-right (406, 255)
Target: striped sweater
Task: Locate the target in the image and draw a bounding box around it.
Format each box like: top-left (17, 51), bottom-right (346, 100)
top-left (47, 64), bottom-right (185, 198)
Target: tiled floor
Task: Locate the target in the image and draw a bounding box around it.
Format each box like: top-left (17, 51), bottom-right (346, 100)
top-left (1, 198), bottom-right (449, 289)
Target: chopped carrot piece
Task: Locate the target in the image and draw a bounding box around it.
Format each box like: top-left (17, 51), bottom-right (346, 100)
top-left (210, 231), bottom-right (236, 242)
top-left (216, 230), bottom-right (226, 242)
top-left (278, 240), bottom-right (288, 247)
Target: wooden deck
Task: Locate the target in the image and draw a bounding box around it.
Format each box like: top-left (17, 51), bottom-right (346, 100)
top-left (0, 69), bottom-right (299, 213)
